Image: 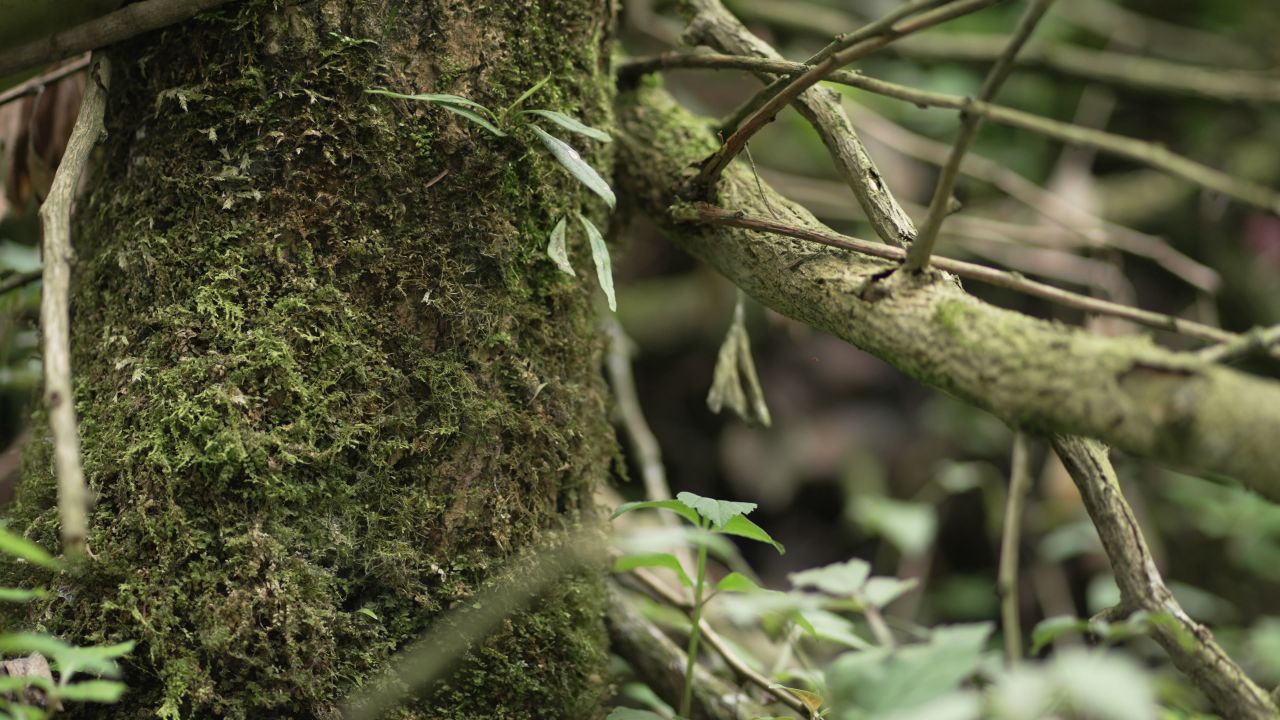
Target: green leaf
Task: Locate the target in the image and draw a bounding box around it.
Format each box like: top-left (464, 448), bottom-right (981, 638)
top-left (0, 588), bottom-right (49, 604)
top-left (505, 75), bottom-right (552, 115)
top-left (768, 684), bottom-right (825, 714)
top-left (434, 104), bottom-right (508, 137)
top-left (55, 679), bottom-right (126, 703)
top-left (0, 527), bottom-right (60, 571)
top-left (850, 496), bottom-right (937, 556)
top-left (364, 89), bottom-right (506, 136)
top-left (789, 559), bottom-right (871, 596)
top-left (605, 709), bottom-right (668, 720)
top-left (611, 499), bottom-right (698, 525)
top-left (826, 623), bottom-right (993, 715)
top-left (48, 641), bottom-right (135, 679)
top-left (721, 515), bottom-right (784, 554)
top-left (863, 576), bottom-right (918, 607)
top-left (546, 217), bottom-right (574, 276)
top-left (530, 125), bottom-right (616, 208)
top-left (675, 491), bottom-right (756, 529)
top-left (1050, 649), bottom-right (1158, 720)
top-left (523, 109), bottom-right (612, 142)
top-left (715, 572), bottom-right (763, 594)
top-left (577, 213), bottom-right (616, 312)
top-left (1030, 615), bottom-right (1090, 654)
top-left (613, 553), bottom-right (693, 588)
top-left (0, 633), bottom-right (72, 659)
top-left (356, 607), bottom-right (379, 621)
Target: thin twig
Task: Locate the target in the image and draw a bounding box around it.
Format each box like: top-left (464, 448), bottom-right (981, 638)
top-left (605, 319), bottom-right (673, 503)
top-left (998, 431), bottom-right (1030, 667)
top-left (1197, 324), bottom-right (1280, 364)
top-left (39, 55), bottom-right (111, 557)
top-left (682, 0), bottom-right (918, 247)
top-left (0, 54), bottom-right (91, 109)
top-left (619, 52), bottom-right (1280, 217)
top-left (0, 270), bottom-right (42, 296)
top-left (905, 0), bottom-right (1057, 272)
top-left (687, 0), bottom-right (1006, 198)
top-left (681, 204), bottom-right (1237, 345)
top-left (0, 0), bottom-right (235, 79)
top-left (628, 566), bottom-right (813, 717)
top-left (1051, 436), bottom-right (1279, 719)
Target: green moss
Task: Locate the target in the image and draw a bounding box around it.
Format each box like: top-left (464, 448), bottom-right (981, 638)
top-left (933, 299), bottom-right (976, 334)
top-left (4, 1), bottom-right (616, 718)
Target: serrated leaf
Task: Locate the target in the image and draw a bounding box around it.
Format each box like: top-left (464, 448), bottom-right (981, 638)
top-left (789, 559), bottom-right (871, 596)
top-left (721, 515), bottom-right (784, 554)
top-left (863, 576), bottom-right (918, 608)
top-left (531, 126), bottom-right (615, 208)
top-left (613, 553), bottom-right (693, 588)
top-left (546, 217), bottom-right (574, 276)
top-left (0, 528), bottom-right (60, 571)
top-left (56, 679), bottom-right (126, 703)
top-left (716, 572), bottom-right (763, 594)
top-left (676, 491), bottom-right (755, 529)
top-left (611, 499), bottom-right (698, 525)
top-left (524, 109), bottom-right (612, 142)
top-left (577, 213), bottom-right (616, 311)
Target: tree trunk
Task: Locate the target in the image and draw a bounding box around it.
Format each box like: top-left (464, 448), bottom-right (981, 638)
top-left (7, 1), bottom-right (616, 717)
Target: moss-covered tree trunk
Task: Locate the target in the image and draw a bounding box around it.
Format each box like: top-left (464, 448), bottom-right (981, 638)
top-left (7, 1), bottom-right (616, 717)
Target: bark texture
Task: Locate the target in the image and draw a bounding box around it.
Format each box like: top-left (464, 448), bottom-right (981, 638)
top-left (6, 1), bottom-right (616, 717)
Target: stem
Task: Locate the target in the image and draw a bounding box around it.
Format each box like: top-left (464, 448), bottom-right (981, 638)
top-left (680, 532), bottom-right (710, 719)
top-left (998, 431), bottom-right (1031, 667)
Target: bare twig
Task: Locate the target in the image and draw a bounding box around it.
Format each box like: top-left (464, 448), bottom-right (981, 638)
top-left (618, 53), bottom-right (1280, 216)
top-left (606, 318), bottom-right (673, 503)
top-left (905, 0), bottom-right (1057, 272)
top-left (687, 0), bottom-right (1006, 198)
top-left (681, 0), bottom-right (918, 247)
top-left (0, 0), bottom-right (235, 79)
top-left (0, 54), bottom-right (91, 109)
top-left (681, 204), bottom-right (1236, 346)
top-left (998, 432), bottom-right (1031, 667)
top-left (0, 270), bottom-right (42, 296)
top-left (1051, 436), bottom-right (1279, 719)
top-left (39, 54), bottom-right (110, 556)
top-left (1197, 324), bottom-right (1280, 364)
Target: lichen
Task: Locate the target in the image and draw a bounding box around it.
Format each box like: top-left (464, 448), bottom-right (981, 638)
top-left (4, 1), bottom-right (617, 717)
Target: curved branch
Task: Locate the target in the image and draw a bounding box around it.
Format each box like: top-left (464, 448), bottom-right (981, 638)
top-left (1050, 436), bottom-right (1279, 719)
top-left (615, 83), bottom-right (1280, 501)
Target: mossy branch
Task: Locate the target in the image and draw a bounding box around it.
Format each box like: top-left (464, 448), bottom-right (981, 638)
top-left (615, 83), bottom-right (1280, 501)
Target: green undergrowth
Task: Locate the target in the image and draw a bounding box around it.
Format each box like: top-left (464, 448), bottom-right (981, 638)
top-left (4, 1), bottom-right (615, 717)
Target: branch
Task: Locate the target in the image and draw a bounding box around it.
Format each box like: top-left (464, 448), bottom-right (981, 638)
top-left (606, 319), bottom-right (674, 503)
top-left (1050, 436), bottom-right (1280, 719)
top-left (998, 432), bottom-right (1030, 667)
top-left (615, 83), bottom-right (1280, 500)
top-left (0, 270), bottom-right (42, 296)
top-left (39, 54), bottom-right (111, 556)
top-left (0, 54), bottom-right (90, 109)
top-left (684, 204), bottom-right (1234, 345)
top-left (0, 0), bottom-right (235, 79)
top-left (686, 0), bottom-right (1006, 199)
top-left (905, 0), bottom-right (1057, 272)
top-left (618, 53), bottom-right (1280, 216)
top-left (1197, 324), bottom-right (1280, 364)
top-left (680, 0), bottom-right (917, 248)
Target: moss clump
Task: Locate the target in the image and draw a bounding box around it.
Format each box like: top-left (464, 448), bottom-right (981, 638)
top-left (5, 1), bottom-right (616, 717)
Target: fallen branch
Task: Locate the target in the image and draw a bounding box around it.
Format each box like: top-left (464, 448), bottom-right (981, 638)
top-left (38, 54), bottom-right (110, 556)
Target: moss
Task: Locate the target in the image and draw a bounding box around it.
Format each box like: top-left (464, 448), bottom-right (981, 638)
top-left (933, 299), bottom-right (975, 335)
top-left (4, 1), bottom-right (616, 718)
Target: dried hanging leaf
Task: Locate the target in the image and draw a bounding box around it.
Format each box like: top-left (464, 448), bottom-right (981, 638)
top-left (706, 292), bottom-right (771, 426)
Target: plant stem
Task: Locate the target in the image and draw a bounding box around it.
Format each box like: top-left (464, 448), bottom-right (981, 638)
top-left (680, 529), bottom-right (710, 719)
top-left (998, 431), bottom-right (1031, 667)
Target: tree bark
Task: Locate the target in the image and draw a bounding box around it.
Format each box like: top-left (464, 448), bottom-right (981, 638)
top-left (6, 1), bottom-right (616, 717)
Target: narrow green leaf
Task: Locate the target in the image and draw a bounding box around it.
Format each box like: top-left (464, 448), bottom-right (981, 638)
top-left (435, 104), bottom-right (507, 137)
top-left (715, 572), bottom-right (763, 594)
top-left (1030, 615), bottom-right (1091, 654)
top-left (767, 684), bottom-right (825, 714)
top-left (530, 126), bottom-right (616, 208)
top-left (0, 633), bottom-right (71, 659)
top-left (505, 75), bottom-right (552, 115)
top-left (356, 607), bottom-right (379, 621)
top-left (546, 216), bottom-right (574, 276)
top-left (721, 515), bottom-right (784, 554)
top-left (577, 213), bottom-right (616, 311)
top-left (365, 89), bottom-right (496, 116)
top-left (55, 679), bottom-right (126, 703)
top-left (605, 709), bottom-right (667, 720)
top-left (613, 553), bottom-right (693, 588)
top-left (0, 528), bottom-right (60, 571)
top-left (611, 500), bottom-right (698, 525)
top-left (675, 491), bottom-right (756, 529)
top-left (524, 109), bottom-right (612, 142)
top-left (0, 587), bottom-right (49, 603)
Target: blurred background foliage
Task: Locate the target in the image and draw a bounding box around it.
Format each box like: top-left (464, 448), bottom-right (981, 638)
top-left (607, 0), bottom-right (1280, 715)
